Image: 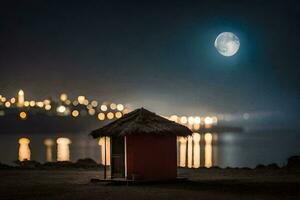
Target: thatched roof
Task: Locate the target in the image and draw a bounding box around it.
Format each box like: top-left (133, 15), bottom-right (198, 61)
top-left (90, 108), bottom-right (192, 138)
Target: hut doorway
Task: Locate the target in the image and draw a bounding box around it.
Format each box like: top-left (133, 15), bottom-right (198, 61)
top-left (111, 137), bottom-right (125, 178)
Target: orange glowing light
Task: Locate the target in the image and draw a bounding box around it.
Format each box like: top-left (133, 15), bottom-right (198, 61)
top-left (77, 96), bottom-right (85, 104)
top-left (83, 99), bottom-right (89, 105)
top-left (107, 112), bottom-right (114, 119)
top-left (43, 99), bottom-right (51, 105)
top-left (98, 113), bottom-right (105, 120)
top-left (60, 93), bottom-right (68, 101)
top-left (4, 102), bottom-right (11, 108)
top-left (29, 101), bottom-right (35, 107)
top-left (115, 111), bottom-right (122, 118)
top-left (24, 101), bottom-right (30, 107)
top-left (18, 138), bottom-right (31, 161)
top-left (19, 111), bottom-right (27, 119)
top-left (10, 98), bottom-right (16, 104)
top-left (71, 110), bottom-right (79, 117)
top-left (56, 138), bottom-right (71, 161)
top-left (45, 104), bottom-right (51, 110)
top-left (36, 101), bottom-right (44, 108)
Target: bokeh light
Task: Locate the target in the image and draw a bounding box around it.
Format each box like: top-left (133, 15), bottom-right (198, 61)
top-left (19, 111), bottom-right (27, 119)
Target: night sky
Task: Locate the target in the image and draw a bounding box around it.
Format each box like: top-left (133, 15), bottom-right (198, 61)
top-left (0, 1), bottom-right (299, 126)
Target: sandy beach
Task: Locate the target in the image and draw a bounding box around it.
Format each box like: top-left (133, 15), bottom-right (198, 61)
top-left (0, 168), bottom-right (299, 200)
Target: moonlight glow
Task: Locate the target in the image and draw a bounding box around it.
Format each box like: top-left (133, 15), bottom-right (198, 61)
top-left (214, 32), bottom-right (240, 57)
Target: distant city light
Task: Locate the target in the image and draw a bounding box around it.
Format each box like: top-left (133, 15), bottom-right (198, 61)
top-left (115, 111), bottom-right (122, 119)
top-left (19, 111), bottom-right (27, 120)
top-left (45, 104), bottom-right (51, 110)
top-left (24, 101), bottom-right (30, 107)
top-left (72, 100), bottom-right (78, 106)
top-left (169, 115), bottom-right (178, 122)
top-left (188, 116), bottom-right (194, 124)
top-left (107, 112), bottom-right (114, 119)
top-left (83, 99), bottom-right (89, 106)
top-left (98, 112), bottom-right (105, 120)
top-left (122, 108), bottom-right (131, 114)
top-left (77, 96), bottom-right (85, 104)
top-left (5, 101), bottom-right (11, 108)
top-left (180, 116), bottom-right (188, 124)
top-left (29, 101), bottom-right (35, 107)
top-left (86, 104), bottom-right (93, 110)
top-left (110, 103), bottom-right (117, 110)
top-left (91, 100), bottom-right (98, 107)
top-left (194, 117), bottom-right (201, 124)
top-left (18, 89), bottom-right (24, 107)
top-left (10, 98), bottom-right (16, 104)
top-left (60, 93), bottom-right (68, 101)
top-left (65, 99), bottom-right (71, 105)
top-left (0, 89), bottom-right (221, 133)
top-left (36, 102), bottom-right (44, 108)
top-left (117, 104), bottom-right (124, 111)
top-left (100, 104), bottom-right (108, 111)
top-left (57, 105), bottom-right (66, 113)
top-left (204, 116), bottom-right (213, 125)
top-left (88, 108), bottom-right (96, 116)
top-left (18, 90), bottom-right (24, 96)
top-left (71, 110), bottom-right (79, 117)
top-left (43, 99), bottom-right (51, 105)
top-left (212, 116), bottom-right (218, 124)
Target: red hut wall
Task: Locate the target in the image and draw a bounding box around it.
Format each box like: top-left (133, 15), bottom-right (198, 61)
top-left (126, 134), bottom-right (177, 180)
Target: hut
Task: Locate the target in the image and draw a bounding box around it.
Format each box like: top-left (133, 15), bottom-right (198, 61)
top-left (90, 108), bottom-right (192, 181)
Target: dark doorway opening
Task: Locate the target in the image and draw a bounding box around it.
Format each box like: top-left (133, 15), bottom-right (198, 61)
top-left (111, 137), bottom-right (125, 178)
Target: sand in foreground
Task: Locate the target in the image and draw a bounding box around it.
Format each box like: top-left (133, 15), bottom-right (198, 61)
top-left (0, 168), bottom-right (299, 200)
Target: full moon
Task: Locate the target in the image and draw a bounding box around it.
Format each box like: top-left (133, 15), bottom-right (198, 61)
top-left (214, 32), bottom-right (240, 57)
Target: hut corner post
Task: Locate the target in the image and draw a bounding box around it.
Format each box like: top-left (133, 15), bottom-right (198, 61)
top-left (104, 136), bottom-right (107, 179)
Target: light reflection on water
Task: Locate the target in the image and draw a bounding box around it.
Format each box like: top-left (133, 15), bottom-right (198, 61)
top-left (44, 139), bottom-right (54, 162)
top-left (56, 138), bottom-right (71, 161)
top-left (18, 138), bottom-right (31, 161)
top-left (193, 133), bottom-right (201, 168)
top-left (187, 136), bottom-right (193, 168)
top-left (178, 137), bottom-right (187, 167)
top-left (178, 133), bottom-right (214, 168)
top-left (204, 133), bottom-right (213, 168)
top-left (98, 137), bottom-right (111, 165)
top-left (3, 130), bottom-right (300, 167)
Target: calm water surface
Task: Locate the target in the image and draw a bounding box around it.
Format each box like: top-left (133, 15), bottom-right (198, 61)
top-left (0, 130), bottom-right (299, 168)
